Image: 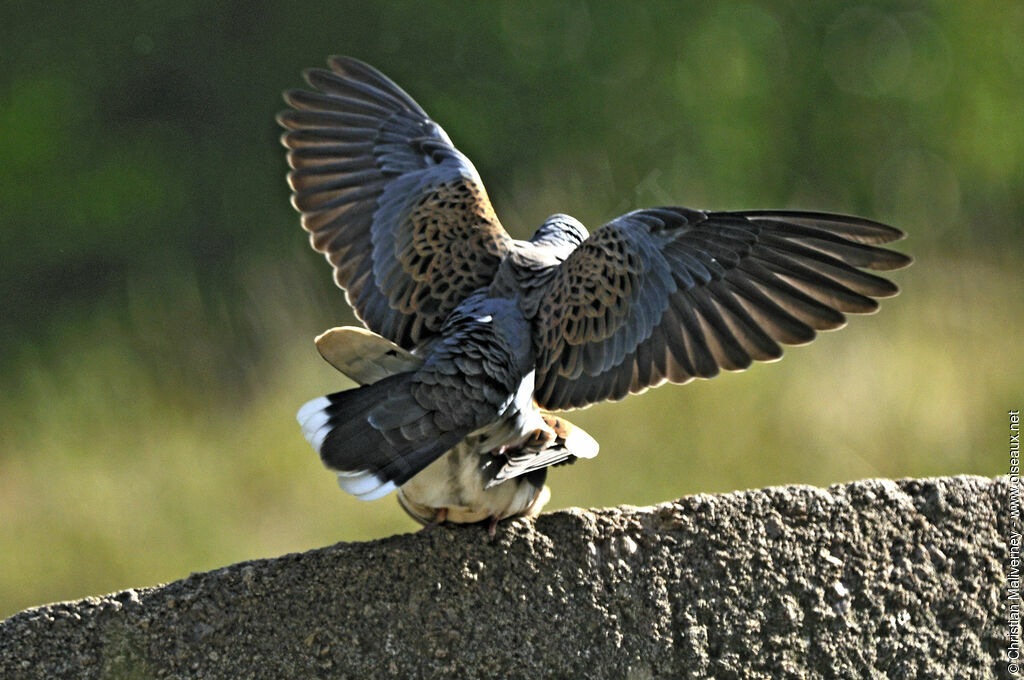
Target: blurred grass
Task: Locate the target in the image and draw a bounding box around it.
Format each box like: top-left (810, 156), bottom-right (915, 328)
top-left (2, 1), bottom-right (1022, 620)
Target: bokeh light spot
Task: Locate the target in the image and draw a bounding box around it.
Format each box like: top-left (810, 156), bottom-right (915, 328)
top-left (824, 7), bottom-right (911, 96)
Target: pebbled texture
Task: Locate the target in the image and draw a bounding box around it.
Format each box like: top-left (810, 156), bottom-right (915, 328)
top-left (0, 476), bottom-right (1010, 679)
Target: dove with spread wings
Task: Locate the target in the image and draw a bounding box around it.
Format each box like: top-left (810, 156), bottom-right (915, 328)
top-left (278, 56), bottom-right (911, 532)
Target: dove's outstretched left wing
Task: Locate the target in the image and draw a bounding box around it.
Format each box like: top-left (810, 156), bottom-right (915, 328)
top-left (314, 326), bottom-right (421, 384)
top-left (279, 56), bottom-right (512, 349)
top-left (531, 208), bottom-right (912, 411)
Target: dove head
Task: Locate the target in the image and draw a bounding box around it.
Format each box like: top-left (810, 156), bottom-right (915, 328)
top-left (529, 214), bottom-right (589, 257)
top-left (491, 214), bottom-right (589, 303)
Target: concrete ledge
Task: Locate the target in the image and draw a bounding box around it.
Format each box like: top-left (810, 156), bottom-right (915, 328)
top-left (0, 476), bottom-right (1010, 679)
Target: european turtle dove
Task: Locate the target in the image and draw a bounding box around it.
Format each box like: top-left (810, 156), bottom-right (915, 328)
top-left (278, 56), bottom-right (912, 531)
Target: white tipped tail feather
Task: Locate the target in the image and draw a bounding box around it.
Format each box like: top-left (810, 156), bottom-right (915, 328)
top-left (296, 394), bottom-right (401, 501)
top-left (335, 471), bottom-right (398, 501)
top-left (297, 396), bottom-right (333, 451)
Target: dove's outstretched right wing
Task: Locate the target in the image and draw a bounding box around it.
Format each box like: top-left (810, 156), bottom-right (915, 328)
top-left (531, 208), bottom-right (912, 411)
top-left (279, 56), bottom-right (512, 349)
top-left (487, 414), bottom-right (599, 487)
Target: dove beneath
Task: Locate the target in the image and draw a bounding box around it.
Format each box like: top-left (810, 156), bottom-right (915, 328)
top-left (279, 56), bottom-right (912, 531)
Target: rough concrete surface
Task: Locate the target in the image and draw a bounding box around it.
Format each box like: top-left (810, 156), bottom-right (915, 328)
top-left (0, 475), bottom-right (1012, 679)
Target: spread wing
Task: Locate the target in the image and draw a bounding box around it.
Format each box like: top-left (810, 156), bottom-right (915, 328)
top-left (278, 56), bottom-right (512, 349)
top-left (532, 208), bottom-right (912, 410)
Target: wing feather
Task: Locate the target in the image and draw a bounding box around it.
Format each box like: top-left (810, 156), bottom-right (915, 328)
top-left (279, 56), bottom-right (512, 349)
top-left (533, 208), bottom-right (911, 410)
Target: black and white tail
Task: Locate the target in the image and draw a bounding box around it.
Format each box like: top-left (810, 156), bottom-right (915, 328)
top-left (296, 373), bottom-right (464, 501)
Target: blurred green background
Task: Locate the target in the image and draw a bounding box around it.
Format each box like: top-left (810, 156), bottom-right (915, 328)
top-left (1, 1), bottom-right (1021, 619)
